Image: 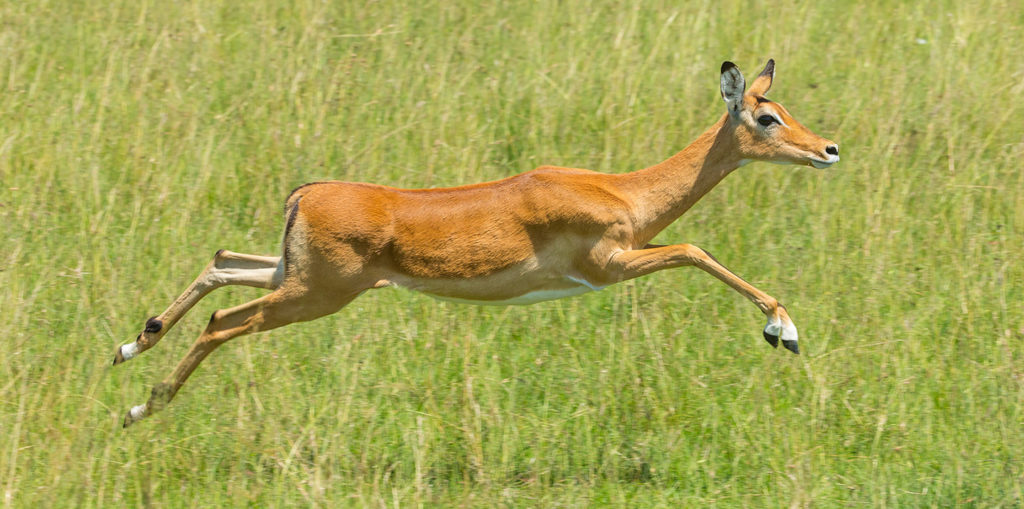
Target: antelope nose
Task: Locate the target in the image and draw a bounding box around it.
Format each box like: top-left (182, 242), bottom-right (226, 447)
top-left (825, 145), bottom-right (839, 156)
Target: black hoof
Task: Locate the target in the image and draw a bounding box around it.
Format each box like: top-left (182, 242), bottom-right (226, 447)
top-left (763, 330), bottom-right (779, 348)
top-left (782, 339), bottom-right (799, 354)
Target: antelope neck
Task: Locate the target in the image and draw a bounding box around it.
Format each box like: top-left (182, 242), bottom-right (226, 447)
top-left (620, 114), bottom-right (743, 244)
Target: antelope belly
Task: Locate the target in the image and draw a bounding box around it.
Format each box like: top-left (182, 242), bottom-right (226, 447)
top-left (419, 277), bottom-right (605, 306)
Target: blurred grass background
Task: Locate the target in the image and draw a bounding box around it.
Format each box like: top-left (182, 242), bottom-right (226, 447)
top-left (1, 0), bottom-right (1022, 506)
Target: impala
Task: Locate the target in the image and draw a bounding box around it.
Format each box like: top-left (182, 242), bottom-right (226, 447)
top-left (115, 59), bottom-right (839, 427)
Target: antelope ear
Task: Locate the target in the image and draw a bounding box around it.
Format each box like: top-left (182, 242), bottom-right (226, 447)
top-left (747, 58), bottom-right (775, 97)
top-left (720, 61), bottom-right (745, 119)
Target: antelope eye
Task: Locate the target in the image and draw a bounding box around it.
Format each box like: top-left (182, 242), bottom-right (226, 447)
top-left (757, 115), bottom-right (777, 127)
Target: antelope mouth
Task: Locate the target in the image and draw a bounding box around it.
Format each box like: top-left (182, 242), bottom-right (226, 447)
top-left (810, 156), bottom-right (839, 169)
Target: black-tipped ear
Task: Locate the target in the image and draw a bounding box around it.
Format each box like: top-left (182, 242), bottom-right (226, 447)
top-left (720, 61), bottom-right (745, 118)
top-left (748, 58), bottom-right (775, 96)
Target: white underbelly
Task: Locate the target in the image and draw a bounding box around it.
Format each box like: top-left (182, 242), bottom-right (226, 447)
top-left (412, 276), bottom-right (606, 306)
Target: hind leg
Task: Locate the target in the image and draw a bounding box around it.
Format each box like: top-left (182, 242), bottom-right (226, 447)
top-left (122, 285), bottom-right (364, 427)
top-left (113, 250), bottom-right (283, 365)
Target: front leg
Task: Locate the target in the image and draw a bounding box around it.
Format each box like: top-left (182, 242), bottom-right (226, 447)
top-left (604, 243), bottom-right (799, 353)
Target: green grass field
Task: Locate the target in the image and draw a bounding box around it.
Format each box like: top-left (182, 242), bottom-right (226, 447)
top-left (2, 0), bottom-right (1023, 506)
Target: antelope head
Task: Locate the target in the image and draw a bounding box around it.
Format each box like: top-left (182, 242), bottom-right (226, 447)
top-left (720, 59), bottom-right (840, 169)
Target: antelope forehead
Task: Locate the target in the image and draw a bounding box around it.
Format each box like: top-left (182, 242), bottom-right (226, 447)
top-left (754, 100), bottom-right (783, 116)
top-left (763, 101), bottom-right (797, 121)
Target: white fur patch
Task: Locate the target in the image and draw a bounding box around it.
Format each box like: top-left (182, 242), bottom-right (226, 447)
top-left (811, 152), bottom-right (840, 169)
top-left (423, 276), bottom-right (606, 306)
top-left (764, 315), bottom-right (783, 337)
top-left (427, 286), bottom-right (591, 306)
top-left (129, 404), bottom-right (147, 421)
top-left (566, 276), bottom-right (606, 292)
top-left (781, 320), bottom-right (799, 342)
top-left (811, 158), bottom-right (837, 169)
top-left (120, 342), bottom-right (140, 360)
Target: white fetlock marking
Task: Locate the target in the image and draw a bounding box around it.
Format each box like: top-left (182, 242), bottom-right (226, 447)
top-left (129, 404), bottom-right (147, 421)
top-left (764, 315), bottom-right (783, 336)
top-left (120, 342), bottom-right (140, 360)
top-left (781, 320), bottom-right (799, 342)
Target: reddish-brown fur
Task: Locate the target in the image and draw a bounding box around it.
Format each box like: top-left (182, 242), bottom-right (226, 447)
top-left (117, 60), bottom-right (838, 427)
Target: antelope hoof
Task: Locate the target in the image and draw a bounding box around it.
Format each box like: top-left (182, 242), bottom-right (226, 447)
top-left (123, 404), bottom-right (148, 428)
top-left (763, 316), bottom-right (783, 348)
top-left (764, 314), bottom-right (799, 354)
top-left (780, 318), bottom-right (799, 355)
top-left (114, 317), bottom-right (161, 365)
top-left (112, 340), bottom-right (140, 365)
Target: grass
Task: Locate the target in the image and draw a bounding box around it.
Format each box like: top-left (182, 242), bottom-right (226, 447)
top-left (2, 0), bottom-right (1023, 506)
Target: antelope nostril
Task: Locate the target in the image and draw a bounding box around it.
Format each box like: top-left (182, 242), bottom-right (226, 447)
top-left (825, 145), bottom-right (839, 156)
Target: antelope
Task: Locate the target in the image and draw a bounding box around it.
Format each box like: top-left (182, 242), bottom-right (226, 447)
top-left (115, 59), bottom-right (839, 427)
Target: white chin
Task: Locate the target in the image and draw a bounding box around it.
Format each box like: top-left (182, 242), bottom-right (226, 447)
top-left (810, 160), bottom-right (834, 169)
